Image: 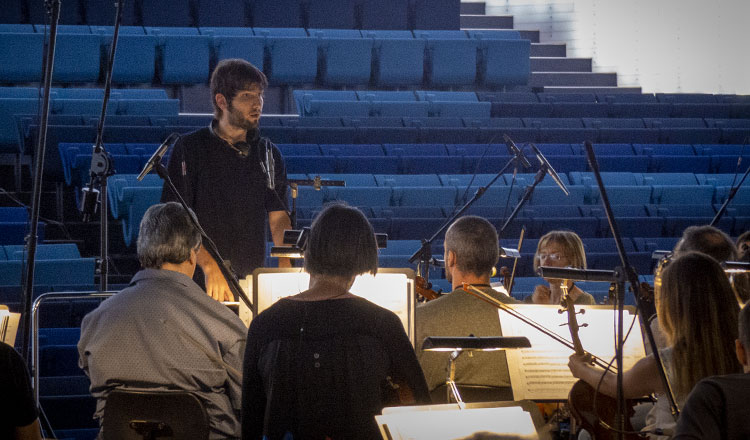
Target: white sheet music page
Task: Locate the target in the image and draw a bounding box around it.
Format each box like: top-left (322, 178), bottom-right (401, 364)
top-left (501, 304), bottom-right (646, 401)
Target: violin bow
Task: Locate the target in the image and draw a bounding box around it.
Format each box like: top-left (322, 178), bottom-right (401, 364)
top-left (462, 283), bottom-right (611, 370)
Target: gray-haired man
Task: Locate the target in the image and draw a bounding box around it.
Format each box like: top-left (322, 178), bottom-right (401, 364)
top-left (78, 202), bottom-right (246, 439)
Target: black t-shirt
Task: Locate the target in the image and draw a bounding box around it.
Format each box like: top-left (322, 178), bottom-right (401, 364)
top-left (674, 373), bottom-right (750, 440)
top-left (0, 342), bottom-right (38, 437)
top-left (242, 297), bottom-right (431, 440)
top-left (161, 125), bottom-right (288, 277)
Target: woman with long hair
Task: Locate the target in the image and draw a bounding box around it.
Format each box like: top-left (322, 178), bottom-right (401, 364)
top-left (568, 251), bottom-right (742, 437)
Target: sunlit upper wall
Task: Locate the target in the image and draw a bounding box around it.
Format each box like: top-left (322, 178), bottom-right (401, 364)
top-left (483, 0), bottom-right (750, 94)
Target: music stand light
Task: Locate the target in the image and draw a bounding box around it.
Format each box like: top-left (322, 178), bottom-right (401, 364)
top-left (421, 336), bottom-right (531, 407)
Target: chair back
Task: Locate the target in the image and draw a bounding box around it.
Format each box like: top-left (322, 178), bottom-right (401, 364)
top-left (102, 389), bottom-right (209, 440)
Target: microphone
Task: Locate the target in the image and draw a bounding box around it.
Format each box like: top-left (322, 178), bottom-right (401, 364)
top-left (137, 132), bottom-right (180, 181)
top-left (503, 134), bottom-right (532, 169)
top-left (537, 266), bottom-right (617, 282)
top-left (529, 142), bottom-right (570, 196)
top-left (264, 139), bottom-right (275, 191)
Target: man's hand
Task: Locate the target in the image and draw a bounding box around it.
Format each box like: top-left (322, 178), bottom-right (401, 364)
top-left (531, 284), bottom-right (551, 304)
top-left (197, 246), bottom-right (232, 302)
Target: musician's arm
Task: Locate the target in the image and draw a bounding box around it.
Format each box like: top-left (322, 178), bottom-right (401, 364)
top-left (569, 353), bottom-right (661, 399)
top-left (269, 210), bottom-right (292, 268)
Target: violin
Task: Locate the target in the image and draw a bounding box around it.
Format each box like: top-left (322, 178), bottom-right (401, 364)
top-left (500, 266), bottom-right (513, 294)
top-left (415, 275), bottom-right (442, 302)
top-left (562, 283), bottom-right (642, 440)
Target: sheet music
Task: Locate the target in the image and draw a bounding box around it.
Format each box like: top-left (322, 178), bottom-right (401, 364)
top-left (0, 307), bottom-right (20, 346)
top-left (501, 304), bottom-right (646, 401)
top-left (377, 406), bottom-right (538, 440)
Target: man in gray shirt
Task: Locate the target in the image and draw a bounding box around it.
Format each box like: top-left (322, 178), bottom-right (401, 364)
top-left (416, 216), bottom-right (518, 402)
top-left (78, 202), bottom-right (247, 439)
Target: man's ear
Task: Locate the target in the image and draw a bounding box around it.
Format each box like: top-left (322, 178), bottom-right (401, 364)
top-left (736, 339), bottom-right (748, 367)
top-left (215, 93), bottom-right (228, 112)
top-left (446, 250), bottom-right (457, 268)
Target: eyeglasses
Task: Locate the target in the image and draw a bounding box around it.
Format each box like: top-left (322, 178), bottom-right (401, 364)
top-left (536, 253), bottom-right (564, 262)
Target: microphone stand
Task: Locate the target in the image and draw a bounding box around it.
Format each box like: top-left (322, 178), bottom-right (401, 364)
top-left (287, 176), bottom-right (345, 229)
top-left (78, 0), bottom-right (127, 291)
top-left (21, 0), bottom-right (60, 364)
top-left (153, 160), bottom-right (255, 313)
top-left (583, 141), bottom-right (679, 440)
top-left (497, 163), bottom-right (547, 238)
top-left (710, 136), bottom-right (749, 227)
top-left (408, 152), bottom-right (525, 282)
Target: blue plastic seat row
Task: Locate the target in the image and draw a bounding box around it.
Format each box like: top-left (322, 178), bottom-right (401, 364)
top-left (4, 0), bottom-right (460, 30)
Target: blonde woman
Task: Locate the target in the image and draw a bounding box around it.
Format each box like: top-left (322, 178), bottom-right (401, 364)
top-left (527, 230), bottom-right (595, 305)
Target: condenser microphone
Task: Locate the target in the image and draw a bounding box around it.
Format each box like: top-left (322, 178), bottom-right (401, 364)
top-left (529, 142), bottom-right (569, 196)
top-left (137, 132), bottom-right (180, 181)
top-left (503, 134), bottom-right (532, 169)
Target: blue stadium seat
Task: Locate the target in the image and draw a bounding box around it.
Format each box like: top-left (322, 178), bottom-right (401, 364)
top-left (582, 118), bottom-right (645, 129)
top-left (371, 102), bottom-right (430, 118)
top-left (310, 30), bottom-right (373, 85)
top-left (375, 174), bottom-right (442, 187)
top-left (695, 174), bottom-right (739, 187)
top-left (429, 102), bottom-right (490, 118)
top-left (342, 117), bottom-right (404, 127)
top-left (651, 185), bottom-right (714, 205)
top-left (416, 91), bottom-right (477, 102)
top-left (354, 127), bottom-right (419, 144)
top-left (638, 173), bottom-right (698, 186)
top-left (276, 144), bottom-right (322, 156)
top-left (4, 243), bottom-right (81, 260)
top-left (251, 0), bottom-right (303, 27)
top-left (325, 187), bottom-right (394, 206)
top-left (589, 186), bottom-right (652, 205)
top-left (259, 31), bottom-right (318, 85)
top-left (52, 34), bottom-right (103, 83)
top-left (0, 98), bottom-right (38, 154)
top-left (540, 93), bottom-right (597, 103)
top-left (147, 30), bottom-right (210, 84)
top-left (196, 0), bottom-right (248, 27)
top-left (393, 187), bottom-right (458, 207)
top-left (361, 0), bottom-right (409, 30)
top-left (632, 237), bottom-right (680, 253)
top-left (571, 143), bottom-right (634, 156)
top-left (507, 173), bottom-right (571, 187)
top-left (357, 91), bottom-right (417, 101)
top-left (384, 143), bottom-right (448, 156)
top-left (141, 0), bottom-right (192, 27)
top-left (467, 30), bottom-right (521, 40)
top-left (416, 35), bottom-right (478, 86)
top-left (0, 1), bottom-right (24, 24)
top-left (477, 92), bottom-right (538, 103)
top-left (321, 144), bottom-right (383, 156)
top-left (365, 32), bottom-right (425, 87)
top-left (212, 36), bottom-right (265, 71)
top-left (655, 93), bottom-right (716, 104)
top-left (307, 0), bottom-right (358, 28)
top-left (107, 35), bottom-right (157, 84)
top-left (551, 103), bottom-right (608, 118)
top-left (528, 185), bottom-right (585, 205)
top-left (608, 103), bottom-right (672, 118)
top-left (445, 144), bottom-right (503, 156)
top-left (715, 186), bottom-right (750, 205)
top-left (413, 0), bottom-right (460, 30)
top-left (313, 173), bottom-right (376, 186)
top-left (29, 1), bottom-right (82, 24)
top-left (671, 104), bottom-right (734, 119)
top-left (568, 171), bottom-right (640, 186)
top-left (304, 101), bottom-right (370, 117)
top-left (596, 93), bottom-right (657, 104)
top-left (296, 127), bottom-right (356, 144)
top-left (399, 155), bottom-right (463, 174)
top-left (117, 99), bottom-right (180, 116)
top-left (478, 39), bottom-right (530, 86)
top-left (83, 0), bottom-right (138, 26)
top-left (523, 118), bottom-right (583, 128)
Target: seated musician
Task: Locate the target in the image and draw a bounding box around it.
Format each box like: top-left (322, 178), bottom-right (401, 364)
top-left (527, 231), bottom-right (595, 305)
top-left (78, 202), bottom-right (247, 439)
top-left (649, 225), bottom-right (739, 348)
top-left (568, 252), bottom-right (742, 438)
top-left (673, 301), bottom-right (750, 439)
top-left (241, 203), bottom-right (430, 440)
top-left (1, 342), bottom-right (42, 440)
top-left (737, 230), bottom-right (750, 261)
top-left (415, 216), bottom-right (518, 402)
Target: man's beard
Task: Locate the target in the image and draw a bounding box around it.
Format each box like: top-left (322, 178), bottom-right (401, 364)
top-left (227, 102), bottom-right (259, 131)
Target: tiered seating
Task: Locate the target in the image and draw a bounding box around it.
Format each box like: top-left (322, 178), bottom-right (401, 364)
top-left (0, 206), bottom-right (44, 245)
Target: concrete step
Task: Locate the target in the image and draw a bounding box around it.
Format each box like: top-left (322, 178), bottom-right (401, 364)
top-left (460, 14), bottom-right (513, 29)
top-left (518, 29), bottom-right (540, 43)
top-left (531, 57), bottom-right (592, 73)
top-left (460, 2), bottom-right (485, 15)
top-left (542, 86), bottom-right (643, 94)
top-left (531, 43), bottom-right (566, 57)
top-left (529, 72), bottom-right (618, 87)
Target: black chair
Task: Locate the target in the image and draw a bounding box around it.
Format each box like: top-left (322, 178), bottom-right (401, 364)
top-left (102, 389), bottom-right (209, 440)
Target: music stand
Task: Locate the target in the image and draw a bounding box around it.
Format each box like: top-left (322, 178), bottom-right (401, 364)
top-left (422, 336), bottom-right (531, 407)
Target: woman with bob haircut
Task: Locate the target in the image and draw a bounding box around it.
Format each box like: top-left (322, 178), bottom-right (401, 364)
top-left (528, 230), bottom-right (595, 305)
top-left (568, 251), bottom-right (742, 438)
top-left (241, 203), bottom-right (430, 440)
